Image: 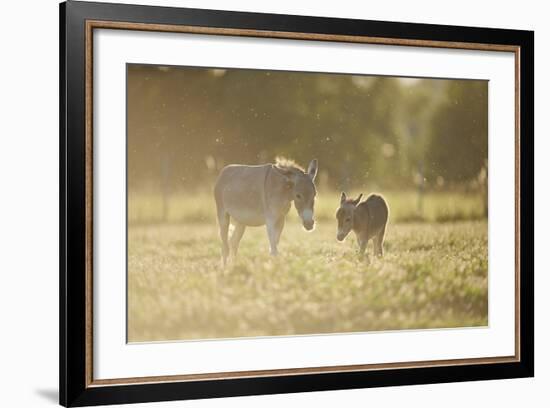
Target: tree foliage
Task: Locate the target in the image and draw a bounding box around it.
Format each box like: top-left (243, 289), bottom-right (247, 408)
top-left (127, 65), bottom-right (487, 192)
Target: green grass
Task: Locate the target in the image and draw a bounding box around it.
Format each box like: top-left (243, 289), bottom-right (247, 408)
top-left (128, 189), bottom-right (486, 225)
top-left (127, 219), bottom-right (488, 342)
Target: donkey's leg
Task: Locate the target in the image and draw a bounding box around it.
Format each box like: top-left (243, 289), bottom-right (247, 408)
top-left (266, 218), bottom-right (280, 256)
top-left (229, 222), bottom-right (246, 258)
top-left (274, 217), bottom-right (285, 245)
top-left (217, 210), bottom-right (230, 266)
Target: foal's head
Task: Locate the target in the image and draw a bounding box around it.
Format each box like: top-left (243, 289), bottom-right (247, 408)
top-left (336, 192), bottom-right (363, 241)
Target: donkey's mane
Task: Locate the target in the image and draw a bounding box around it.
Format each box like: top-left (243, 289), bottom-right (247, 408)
top-left (274, 156), bottom-right (305, 174)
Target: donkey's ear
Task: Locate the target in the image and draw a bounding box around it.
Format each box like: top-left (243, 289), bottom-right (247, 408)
top-left (353, 193), bottom-right (363, 206)
top-left (307, 159), bottom-right (318, 181)
top-left (340, 192), bottom-right (347, 204)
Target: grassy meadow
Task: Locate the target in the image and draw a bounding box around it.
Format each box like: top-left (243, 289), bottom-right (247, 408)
top-left (127, 190), bottom-right (488, 342)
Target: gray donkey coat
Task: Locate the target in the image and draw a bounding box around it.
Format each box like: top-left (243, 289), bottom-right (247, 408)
top-left (214, 159), bottom-right (318, 265)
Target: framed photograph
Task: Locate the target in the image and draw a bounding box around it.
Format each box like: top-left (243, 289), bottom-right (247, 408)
top-left (60, 1), bottom-right (534, 406)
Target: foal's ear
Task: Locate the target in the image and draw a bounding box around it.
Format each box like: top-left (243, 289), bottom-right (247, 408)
top-left (353, 193), bottom-right (363, 206)
top-left (307, 159), bottom-right (318, 181)
top-left (340, 192), bottom-right (347, 204)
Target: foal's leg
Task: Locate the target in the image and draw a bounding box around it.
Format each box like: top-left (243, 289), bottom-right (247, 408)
top-left (229, 222), bottom-right (246, 258)
top-left (357, 232), bottom-right (369, 261)
top-left (217, 210), bottom-right (230, 266)
top-left (374, 225), bottom-right (386, 257)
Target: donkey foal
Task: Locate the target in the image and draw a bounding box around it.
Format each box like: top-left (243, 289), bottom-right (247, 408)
top-left (336, 192), bottom-right (389, 259)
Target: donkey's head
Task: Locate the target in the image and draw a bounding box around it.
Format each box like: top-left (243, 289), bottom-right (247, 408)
top-left (293, 159), bottom-right (318, 230)
top-left (336, 192), bottom-right (363, 241)
top-left (275, 158), bottom-right (318, 231)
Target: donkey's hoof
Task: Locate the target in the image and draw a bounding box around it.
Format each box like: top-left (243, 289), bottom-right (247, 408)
top-left (358, 254), bottom-right (370, 264)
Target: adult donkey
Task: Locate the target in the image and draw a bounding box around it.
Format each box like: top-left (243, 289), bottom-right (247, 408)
top-left (214, 158), bottom-right (318, 265)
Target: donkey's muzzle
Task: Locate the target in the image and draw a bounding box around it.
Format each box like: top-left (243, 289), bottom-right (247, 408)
top-left (303, 220), bottom-right (315, 231)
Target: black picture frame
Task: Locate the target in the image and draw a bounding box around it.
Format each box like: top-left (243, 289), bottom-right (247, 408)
top-left (60, 1), bottom-right (534, 406)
